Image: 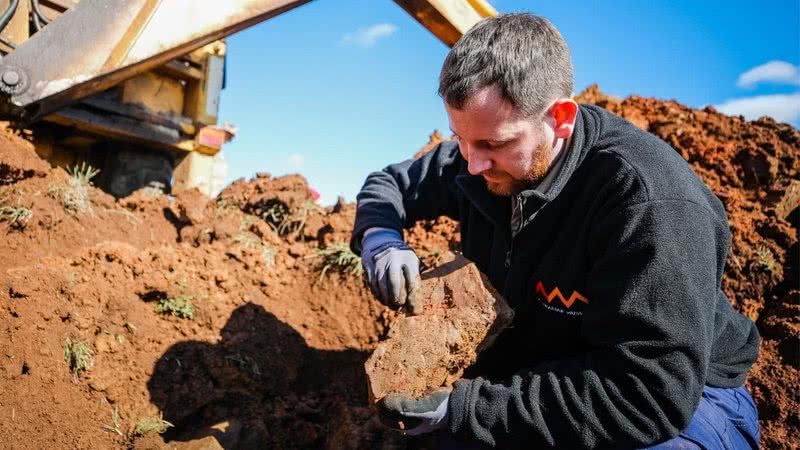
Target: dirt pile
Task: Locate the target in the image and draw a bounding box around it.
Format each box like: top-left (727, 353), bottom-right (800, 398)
top-left (0, 139), bottom-right (418, 449)
top-left (0, 84), bottom-right (797, 449)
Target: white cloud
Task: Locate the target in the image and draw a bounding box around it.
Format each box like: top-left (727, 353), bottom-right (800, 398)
top-left (714, 92), bottom-right (800, 124)
top-left (736, 61), bottom-right (800, 88)
top-left (339, 23), bottom-right (397, 48)
top-left (287, 153), bottom-right (304, 167)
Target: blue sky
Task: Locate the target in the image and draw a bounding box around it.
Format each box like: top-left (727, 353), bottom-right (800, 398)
top-left (218, 0), bottom-right (800, 204)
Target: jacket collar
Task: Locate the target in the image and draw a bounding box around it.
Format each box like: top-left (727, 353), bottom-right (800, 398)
top-left (455, 104), bottom-right (600, 228)
top-left (454, 173), bottom-right (510, 227)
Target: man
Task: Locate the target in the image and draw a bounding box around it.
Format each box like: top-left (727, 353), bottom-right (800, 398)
top-left (352, 13), bottom-right (761, 449)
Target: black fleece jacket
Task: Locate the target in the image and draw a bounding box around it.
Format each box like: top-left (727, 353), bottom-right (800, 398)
top-left (351, 105), bottom-right (760, 449)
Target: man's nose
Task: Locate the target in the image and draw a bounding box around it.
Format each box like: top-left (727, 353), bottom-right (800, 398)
top-left (466, 148), bottom-right (492, 175)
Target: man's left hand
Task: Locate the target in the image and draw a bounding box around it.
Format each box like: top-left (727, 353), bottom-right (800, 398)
top-left (378, 388), bottom-right (452, 436)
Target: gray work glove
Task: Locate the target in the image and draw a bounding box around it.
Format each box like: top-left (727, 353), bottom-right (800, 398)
top-left (378, 388), bottom-right (452, 436)
top-left (361, 228), bottom-right (422, 314)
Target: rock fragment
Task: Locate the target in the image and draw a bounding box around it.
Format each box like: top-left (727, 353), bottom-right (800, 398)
top-left (365, 253), bottom-right (513, 402)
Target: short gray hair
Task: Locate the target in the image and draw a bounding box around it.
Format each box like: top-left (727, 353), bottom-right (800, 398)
top-left (438, 13), bottom-right (574, 117)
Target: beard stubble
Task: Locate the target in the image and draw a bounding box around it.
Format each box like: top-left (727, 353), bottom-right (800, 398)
top-left (485, 139), bottom-right (554, 196)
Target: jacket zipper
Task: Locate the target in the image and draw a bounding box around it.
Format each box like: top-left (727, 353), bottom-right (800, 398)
top-left (506, 193), bottom-right (524, 269)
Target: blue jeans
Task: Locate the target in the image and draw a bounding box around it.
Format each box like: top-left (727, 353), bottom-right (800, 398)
top-left (643, 386), bottom-right (760, 449)
top-left (438, 385), bottom-right (760, 449)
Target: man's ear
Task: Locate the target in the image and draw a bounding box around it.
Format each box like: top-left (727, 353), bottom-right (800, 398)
top-left (548, 99), bottom-right (578, 139)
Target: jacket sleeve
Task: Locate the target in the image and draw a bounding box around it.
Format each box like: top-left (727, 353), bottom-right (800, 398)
top-left (448, 199), bottom-right (729, 448)
top-left (350, 142), bottom-right (463, 253)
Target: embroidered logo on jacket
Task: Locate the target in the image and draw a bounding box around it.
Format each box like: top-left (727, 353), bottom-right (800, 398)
top-left (535, 280), bottom-right (588, 315)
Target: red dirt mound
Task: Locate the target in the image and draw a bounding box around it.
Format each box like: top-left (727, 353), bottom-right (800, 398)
top-left (0, 132), bottom-right (459, 448)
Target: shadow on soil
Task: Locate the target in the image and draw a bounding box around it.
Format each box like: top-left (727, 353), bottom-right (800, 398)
top-left (147, 302), bottom-right (375, 449)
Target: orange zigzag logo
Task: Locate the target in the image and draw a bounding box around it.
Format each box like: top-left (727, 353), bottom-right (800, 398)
top-left (536, 281), bottom-right (589, 309)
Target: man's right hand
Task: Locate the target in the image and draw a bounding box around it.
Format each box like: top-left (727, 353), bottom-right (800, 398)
top-left (361, 228), bottom-right (422, 313)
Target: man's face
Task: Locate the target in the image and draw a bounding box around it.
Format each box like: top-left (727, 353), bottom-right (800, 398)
top-left (445, 85), bottom-right (558, 196)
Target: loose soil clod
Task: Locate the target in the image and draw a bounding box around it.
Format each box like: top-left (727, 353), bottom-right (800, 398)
top-left (365, 253), bottom-right (513, 403)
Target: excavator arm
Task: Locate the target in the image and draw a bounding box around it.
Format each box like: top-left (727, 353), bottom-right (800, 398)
top-left (0, 0), bottom-right (496, 123)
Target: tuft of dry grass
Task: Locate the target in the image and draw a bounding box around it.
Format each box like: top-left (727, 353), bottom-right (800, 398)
top-left (259, 199), bottom-right (290, 232)
top-left (0, 205), bottom-right (32, 229)
top-left (134, 414), bottom-right (173, 436)
top-left (102, 407), bottom-right (124, 436)
top-left (278, 200), bottom-right (320, 237)
top-left (312, 242), bottom-right (363, 280)
top-left (63, 337), bottom-right (94, 377)
top-left (50, 162), bottom-right (99, 213)
top-left (0, 187), bottom-right (33, 230)
top-left (259, 199), bottom-right (321, 237)
top-left (753, 245), bottom-right (782, 280)
top-left (154, 295), bottom-right (195, 319)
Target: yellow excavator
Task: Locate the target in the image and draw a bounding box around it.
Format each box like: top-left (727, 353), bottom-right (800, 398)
top-left (0, 0), bottom-right (496, 196)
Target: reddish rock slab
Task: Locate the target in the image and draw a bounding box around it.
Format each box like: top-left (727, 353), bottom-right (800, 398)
top-left (365, 253), bottom-right (513, 402)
